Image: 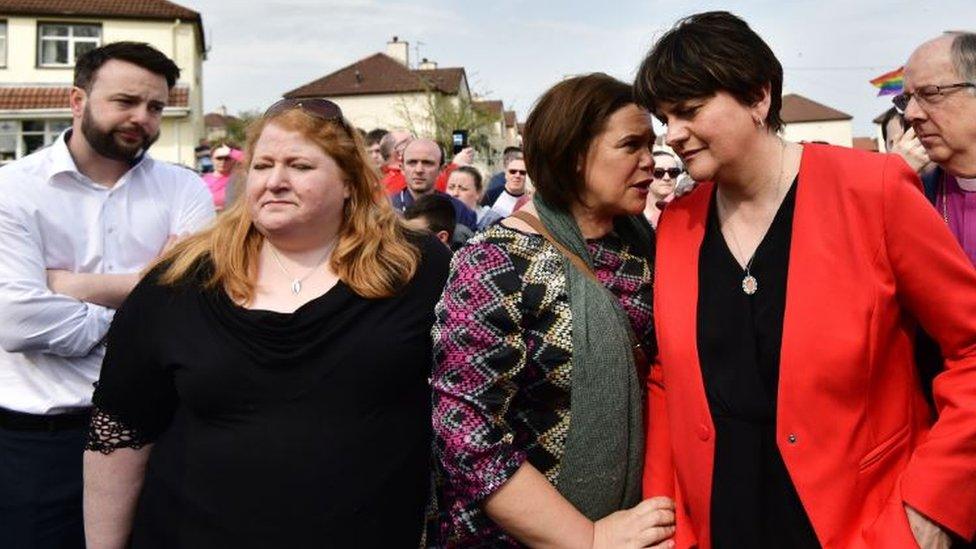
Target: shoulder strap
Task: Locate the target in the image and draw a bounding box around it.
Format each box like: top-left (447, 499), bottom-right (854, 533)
top-left (510, 210), bottom-right (600, 285)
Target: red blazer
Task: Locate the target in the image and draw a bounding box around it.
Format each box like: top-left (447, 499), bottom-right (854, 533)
top-left (646, 144), bottom-right (976, 548)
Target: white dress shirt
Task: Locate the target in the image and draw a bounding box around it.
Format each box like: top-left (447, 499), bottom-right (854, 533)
top-left (0, 131), bottom-right (215, 414)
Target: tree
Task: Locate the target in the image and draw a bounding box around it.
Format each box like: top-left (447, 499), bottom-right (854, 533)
top-left (222, 109), bottom-right (261, 146)
top-left (395, 85), bottom-right (503, 167)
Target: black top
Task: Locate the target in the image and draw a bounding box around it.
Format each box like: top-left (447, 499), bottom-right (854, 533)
top-left (697, 179), bottom-right (821, 548)
top-left (89, 233), bottom-right (451, 549)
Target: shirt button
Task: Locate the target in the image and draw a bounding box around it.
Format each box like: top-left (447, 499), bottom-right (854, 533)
top-left (106, 265), bottom-right (114, 271)
top-left (697, 424), bottom-right (711, 441)
top-left (107, 227), bottom-right (114, 234)
top-left (788, 433), bottom-right (798, 444)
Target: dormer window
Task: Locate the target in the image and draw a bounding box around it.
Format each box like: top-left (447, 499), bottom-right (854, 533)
top-left (38, 23), bottom-right (101, 67)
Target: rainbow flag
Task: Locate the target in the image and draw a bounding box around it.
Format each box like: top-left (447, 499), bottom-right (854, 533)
top-left (870, 67), bottom-right (904, 96)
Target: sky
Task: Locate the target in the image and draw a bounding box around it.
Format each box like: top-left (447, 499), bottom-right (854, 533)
top-left (188, 0), bottom-right (973, 136)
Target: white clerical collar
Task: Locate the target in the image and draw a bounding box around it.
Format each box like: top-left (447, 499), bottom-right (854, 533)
top-left (957, 176), bottom-right (976, 192)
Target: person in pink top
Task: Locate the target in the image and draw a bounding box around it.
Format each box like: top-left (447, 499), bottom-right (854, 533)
top-left (202, 144), bottom-right (241, 210)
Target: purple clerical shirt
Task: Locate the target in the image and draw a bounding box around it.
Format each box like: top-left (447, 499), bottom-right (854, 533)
top-left (937, 174), bottom-right (976, 266)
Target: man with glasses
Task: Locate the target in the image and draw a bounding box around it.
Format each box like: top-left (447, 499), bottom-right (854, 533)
top-left (900, 31), bottom-right (976, 266)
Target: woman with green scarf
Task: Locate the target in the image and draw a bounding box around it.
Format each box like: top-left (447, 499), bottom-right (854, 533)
top-left (428, 73), bottom-right (675, 548)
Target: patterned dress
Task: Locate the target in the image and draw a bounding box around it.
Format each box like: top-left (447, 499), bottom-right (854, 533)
top-left (428, 223), bottom-right (654, 547)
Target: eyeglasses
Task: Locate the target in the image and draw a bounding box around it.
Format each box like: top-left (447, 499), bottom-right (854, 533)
top-left (654, 167), bottom-right (683, 179)
top-left (507, 169), bottom-right (527, 176)
top-left (263, 98), bottom-right (352, 132)
top-left (892, 82), bottom-right (976, 113)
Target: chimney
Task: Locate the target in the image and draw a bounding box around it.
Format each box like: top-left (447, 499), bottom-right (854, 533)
top-left (386, 36), bottom-right (409, 67)
top-left (419, 57), bottom-right (437, 70)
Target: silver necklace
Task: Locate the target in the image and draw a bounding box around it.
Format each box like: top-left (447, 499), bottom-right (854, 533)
top-left (719, 139), bottom-right (787, 296)
top-left (266, 239), bottom-right (338, 295)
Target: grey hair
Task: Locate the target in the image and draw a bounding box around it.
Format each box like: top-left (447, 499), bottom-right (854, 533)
top-left (947, 31), bottom-right (976, 85)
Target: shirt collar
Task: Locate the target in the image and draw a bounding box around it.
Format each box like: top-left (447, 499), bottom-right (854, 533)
top-left (46, 129), bottom-right (153, 187)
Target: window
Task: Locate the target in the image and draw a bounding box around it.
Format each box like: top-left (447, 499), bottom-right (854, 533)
top-left (0, 120), bottom-right (71, 163)
top-left (38, 23), bottom-right (100, 67)
top-left (0, 121), bottom-right (17, 163)
top-left (0, 21), bottom-right (7, 67)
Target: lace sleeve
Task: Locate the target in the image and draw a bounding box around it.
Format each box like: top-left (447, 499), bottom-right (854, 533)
top-left (84, 406), bottom-right (153, 455)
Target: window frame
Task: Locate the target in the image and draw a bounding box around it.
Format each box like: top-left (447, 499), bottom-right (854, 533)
top-left (0, 119), bottom-right (72, 163)
top-left (36, 22), bottom-right (101, 68)
top-left (0, 20), bottom-right (7, 68)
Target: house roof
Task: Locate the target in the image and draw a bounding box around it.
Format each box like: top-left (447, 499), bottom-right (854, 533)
top-left (473, 100), bottom-right (503, 120)
top-left (504, 110), bottom-right (516, 127)
top-left (284, 53), bottom-right (467, 98)
top-left (781, 93), bottom-right (852, 123)
top-left (852, 136), bottom-right (879, 152)
top-left (204, 112), bottom-right (239, 128)
top-left (0, 86), bottom-right (189, 110)
top-left (1, 0), bottom-right (206, 53)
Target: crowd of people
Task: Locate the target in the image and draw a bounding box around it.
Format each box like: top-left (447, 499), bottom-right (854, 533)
top-left (0, 10), bottom-right (974, 549)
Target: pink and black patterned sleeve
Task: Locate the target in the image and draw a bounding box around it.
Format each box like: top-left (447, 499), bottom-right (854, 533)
top-left (431, 240), bottom-right (529, 532)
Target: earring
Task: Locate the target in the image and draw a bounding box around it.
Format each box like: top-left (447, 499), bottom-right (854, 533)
top-left (755, 117), bottom-right (765, 129)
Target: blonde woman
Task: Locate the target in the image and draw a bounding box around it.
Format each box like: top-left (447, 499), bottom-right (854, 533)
top-left (83, 99), bottom-right (450, 549)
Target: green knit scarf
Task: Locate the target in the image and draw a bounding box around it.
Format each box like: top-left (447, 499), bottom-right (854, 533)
top-left (533, 196), bottom-right (652, 520)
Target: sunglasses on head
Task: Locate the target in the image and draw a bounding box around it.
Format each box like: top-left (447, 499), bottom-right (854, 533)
top-left (507, 169), bottom-right (527, 176)
top-left (654, 167), bottom-right (683, 179)
top-left (263, 98), bottom-right (350, 129)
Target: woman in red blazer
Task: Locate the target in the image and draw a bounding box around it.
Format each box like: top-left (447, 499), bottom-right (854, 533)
top-left (635, 12), bottom-right (976, 548)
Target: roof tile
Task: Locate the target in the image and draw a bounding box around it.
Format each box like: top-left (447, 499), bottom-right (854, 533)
top-left (781, 93), bottom-right (852, 123)
top-left (284, 53), bottom-right (466, 98)
top-left (0, 86), bottom-right (189, 109)
top-left (0, 0), bottom-right (200, 21)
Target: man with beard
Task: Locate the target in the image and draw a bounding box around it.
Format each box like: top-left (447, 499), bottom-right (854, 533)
top-left (0, 42), bottom-right (213, 548)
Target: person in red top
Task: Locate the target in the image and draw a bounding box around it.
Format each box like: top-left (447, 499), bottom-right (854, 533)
top-left (379, 129), bottom-right (412, 194)
top-left (637, 11), bottom-right (976, 549)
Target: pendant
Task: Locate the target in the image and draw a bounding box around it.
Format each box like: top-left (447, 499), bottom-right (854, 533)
top-left (291, 280), bottom-right (302, 295)
top-left (742, 274), bottom-right (758, 295)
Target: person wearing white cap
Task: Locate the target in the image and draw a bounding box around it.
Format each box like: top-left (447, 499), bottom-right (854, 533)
top-left (202, 144), bottom-right (241, 210)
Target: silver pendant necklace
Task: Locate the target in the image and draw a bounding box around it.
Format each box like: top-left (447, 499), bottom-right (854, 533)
top-left (719, 139), bottom-right (787, 296)
top-left (266, 238), bottom-right (338, 295)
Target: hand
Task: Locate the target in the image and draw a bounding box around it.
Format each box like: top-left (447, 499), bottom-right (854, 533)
top-left (592, 497), bottom-right (676, 549)
top-left (905, 504), bottom-right (951, 549)
top-left (453, 147), bottom-right (475, 167)
top-left (890, 127), bottom-right (931, 174)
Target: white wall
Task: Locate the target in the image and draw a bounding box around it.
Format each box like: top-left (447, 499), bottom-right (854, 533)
top-left (0, 15), bottom-right (203, 166)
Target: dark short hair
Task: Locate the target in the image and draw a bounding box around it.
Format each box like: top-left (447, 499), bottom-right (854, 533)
top-left (74, 41), bottom-right (180, 91)
top-left (523, 73), bottom-right (636, 210)
top-left (366, 128), bottom-right (388, 147)
top-left (879, 107), bottom-right (907, 144)
top-left (452, 165), bottom-right (483, 192)
top-left (634, 11), bottom-right (784, 131)
top-left (404, 194), bottom-right (456, 240)
top-left (502, 147), bottom-right (523, 168)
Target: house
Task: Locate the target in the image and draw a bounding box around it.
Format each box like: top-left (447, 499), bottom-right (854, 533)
top-left (283, 37), bottom-right (510, 167)
top-left (0, 0), bottom-right (206, 166)
top-left (780, 93), bottom-right (853, 147)
top-left (503, 110), bottom-right (521, 147)
top-left (204, 106), bottom-right (240, 143)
